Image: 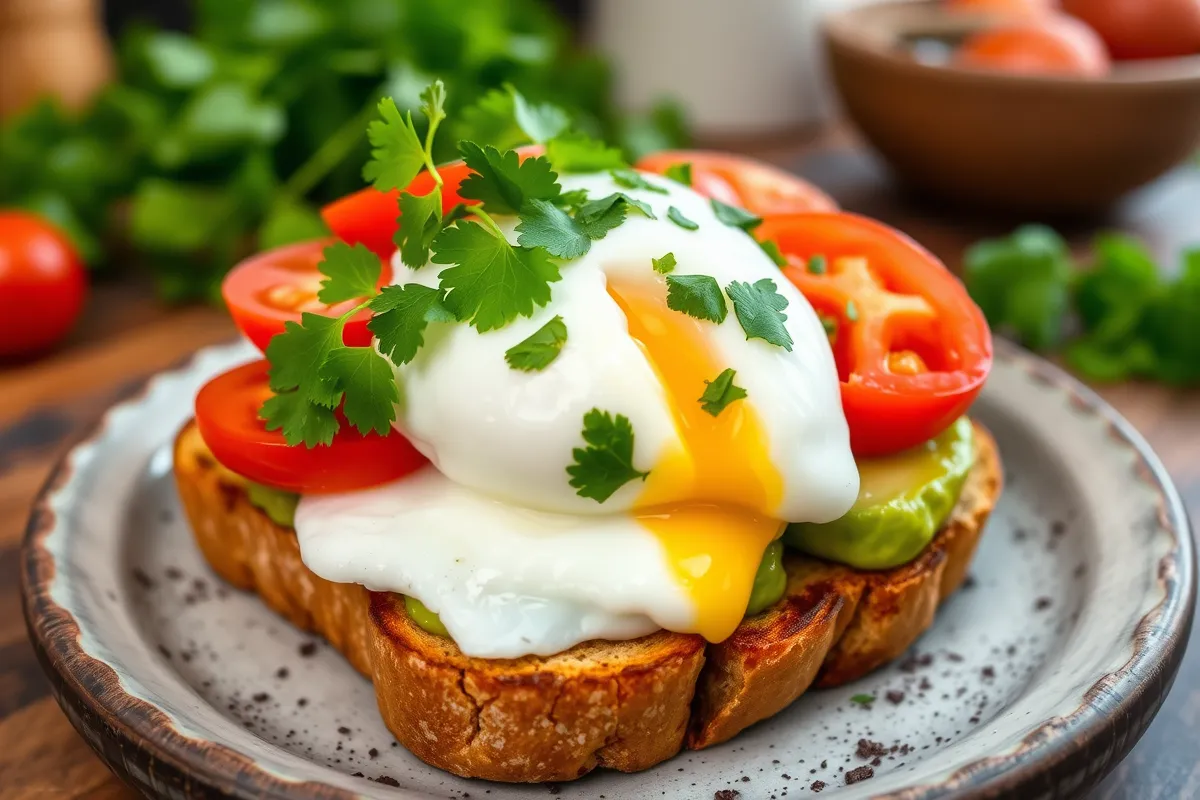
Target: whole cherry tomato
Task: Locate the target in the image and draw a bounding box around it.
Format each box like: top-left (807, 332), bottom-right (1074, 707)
top-left (0, 211), bottom-right (87, 358)
top-left (1061, 0), bottom-right (1200, 60)
top-left (955, 13), bottom-right (1111, 77)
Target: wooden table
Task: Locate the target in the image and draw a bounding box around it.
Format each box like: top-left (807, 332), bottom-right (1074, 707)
top-left (1, 134), bottom-right (1197, 799)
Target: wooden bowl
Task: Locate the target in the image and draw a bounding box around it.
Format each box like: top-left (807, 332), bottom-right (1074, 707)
top-left (824, 0), bottom-right (1200, 214)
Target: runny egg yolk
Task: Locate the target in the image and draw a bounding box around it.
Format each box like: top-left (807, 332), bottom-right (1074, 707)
top-left (607, 275), bottom-right (786, 643)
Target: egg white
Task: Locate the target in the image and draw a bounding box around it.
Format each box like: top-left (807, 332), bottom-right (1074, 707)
top-left (295, 170), bottom-right (858, 659)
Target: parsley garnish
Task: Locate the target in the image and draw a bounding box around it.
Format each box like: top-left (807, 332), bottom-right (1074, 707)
top-left (362, 98), bottom-right (426, 192)
top-left (666, 274), bottom-right (727, 323)
top-left (759, 238), bottom-right (788, 268)
top-left (566, 409), bottom-right (649, 503)
top-left (579, 191), bottom-right (656, 221)
top-left (667, 206), bottom-right (699, 231)
top-left (711, 199), bottom-right (761, 232)
top-left (850, 694), bottom-right (875, 707)
top-left (726, 278), bottom-right (794, 350)
top-left (459, 85), bottom-right (570, 150)
top-left (317, 240), bottom-right (380, 303)
top-left (664, 162), bottom-right (693, 186)
top-left (505, 316), bottom-right (568, 372)
top-left (652, 252), bottom-right (677, 274)
top-left (395, 190), bottom-right (444, 268)
top-left (698, 368), bottom-right (747, 417)
top-left (369, 283), bottom-right (454, 366)
top-left (546, 131), bottom-right (628, 173)
top-left (611, 168), bottom-right (668, 194)
top-left (433, 219), bottom-right (561, 331)
top-left (515, 199), bottom-right (590, 260)
top-left (846, 299), bottom-right (859, 322)
top-left (807, 254), bottom-right (827, 274)
top-left (458, 142), bottom-right (561, 214)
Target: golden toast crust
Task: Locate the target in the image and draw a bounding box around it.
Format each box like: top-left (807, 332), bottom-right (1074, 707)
top-left (173, 421), bottom-right (1000, 781)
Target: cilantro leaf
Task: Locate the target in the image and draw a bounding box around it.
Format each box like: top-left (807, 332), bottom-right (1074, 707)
top-left (505, 315), bottom-right (568, 372)
top-left (850, 694), bottom-right (875, 707)
top-left (511, 88), bottom-right (570, 144)
top-left (664, 162), bottom-right (692, 186)
top-left (759, 238), bottom-right (788, 268)
top-left (316, 241), bottom-right (382, 304)
top-left (419, 80), bottom-right (447, 131)
top-left (516, 199), bottom-right (590, 260)
top-left (611, 168), bottom-right (668, 194)
top-left (320, 347), bottom-right (398, 436)
top-left (261, 392), bottom-right (339, 448)
top-left (652, 252), bottom-right (676, 274)
top-left (712, 199), bottom-right (761, 231)
top-left (369, 283), bottom-right (453, 366)
top-left (667, 206), bottom-right (699, 230)
top-left (433, 220), bottom-right (561, 331)
top-left (699, 368), bottom-right (748, 417)
top-left (566, 409), bottom-right (649, 503)
top-left (666, 274), bottom-right (727, 323)
top-left (362, 97), bottom-right (425, 191)
top-left (726, 278), bottom-right (794, 351)
top-left (264, 313), bottom-right (344, 407)
top-left (396, 189), bottom-right (443, 268)
top-left (546, 132), bottom-right (628, 173)
top-left (458, 85), bottom-right (568, 148)
top-left (457, 142), bottom-right (561, 214)
top-left (578, 191), bottom-right (656, 221)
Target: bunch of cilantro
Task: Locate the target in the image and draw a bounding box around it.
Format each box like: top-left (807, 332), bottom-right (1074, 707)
top-left (0, 0), bottom-right (686, 302)
top-left (965, 226), bottom-right (1200, 385)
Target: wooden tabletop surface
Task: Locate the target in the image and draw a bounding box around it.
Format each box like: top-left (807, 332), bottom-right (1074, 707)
top-left (1, 132), bottom-right (1197, 799)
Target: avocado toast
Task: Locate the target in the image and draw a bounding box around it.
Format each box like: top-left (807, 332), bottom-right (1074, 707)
top-left (175, 418), bottom-right (999, 781)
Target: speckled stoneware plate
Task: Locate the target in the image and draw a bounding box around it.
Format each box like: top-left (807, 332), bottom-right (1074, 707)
top-left (22, 339), bottom-right (1194, 799)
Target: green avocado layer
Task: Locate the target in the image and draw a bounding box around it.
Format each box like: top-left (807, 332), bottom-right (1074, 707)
top-left (784, 416), bottom-right (975, 570)
top-left (246, 482), bottom-right (300, 528)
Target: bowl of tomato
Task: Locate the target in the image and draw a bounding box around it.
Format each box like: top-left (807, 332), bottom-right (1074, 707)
top-left (824, 0), bottom-right (1200, 214)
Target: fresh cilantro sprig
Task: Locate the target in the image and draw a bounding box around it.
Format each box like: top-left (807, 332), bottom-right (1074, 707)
top-left (263, 242), bottom-right (399, 446)
top-left (652, 253), bottom-right (677, 274)
top-left (699, 368), bottom-right (748, 417)
top-left (712, 199), bottom-right (761, 232)
top-left (567, 409), bottom-right (649, 502)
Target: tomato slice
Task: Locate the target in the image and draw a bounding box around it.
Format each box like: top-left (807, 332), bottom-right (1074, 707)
top-left (636, 150), bottom-right (838, 216)
top-left (195, 360), bottom-right (427, 493)
top-left (222, 239), bottom-right (393, 354)
top-left (758, 212), bottom-right (992, 457)
top-left (321, 145), bottom-right (546, 260)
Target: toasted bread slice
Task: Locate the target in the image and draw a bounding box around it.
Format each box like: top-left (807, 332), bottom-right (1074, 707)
top-left (173, 420), bottom-right (1000, 781)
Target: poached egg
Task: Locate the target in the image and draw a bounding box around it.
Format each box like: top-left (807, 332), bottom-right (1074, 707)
top-left (295, 171), bottom-right (858, 658)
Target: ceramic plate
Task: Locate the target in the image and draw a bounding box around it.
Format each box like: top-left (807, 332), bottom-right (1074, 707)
top-left (23, 340), bottom-right (1194, 799)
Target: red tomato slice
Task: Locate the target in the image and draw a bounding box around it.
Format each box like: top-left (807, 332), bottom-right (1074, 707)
top-left (222, 239), bottom-right (393, 354)
top-left (636, 150), bottom-right (838, 216)
top-left (758, 213), bottom-right (992, 457)
top-left (195, 360), bottom-right (427, 493)
top-left (321, 145), bottom-right (546, 260)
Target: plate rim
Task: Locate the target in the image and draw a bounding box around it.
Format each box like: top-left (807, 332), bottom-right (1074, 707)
top-left (20, 339), bottom-right (1196, 800)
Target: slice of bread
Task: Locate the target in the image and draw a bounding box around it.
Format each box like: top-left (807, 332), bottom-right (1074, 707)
top-left (174, 420), bottom-right (1001, 782)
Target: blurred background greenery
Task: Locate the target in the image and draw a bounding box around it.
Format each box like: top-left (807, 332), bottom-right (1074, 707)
top-left (0, 0), bottom-right (686, 302)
